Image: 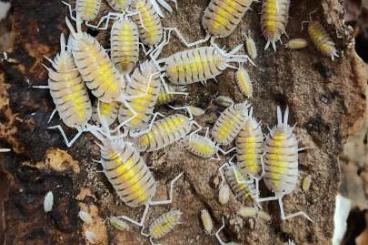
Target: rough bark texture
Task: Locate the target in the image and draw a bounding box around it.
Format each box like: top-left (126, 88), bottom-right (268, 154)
top-left (0, 0), bottom-right (367, 244)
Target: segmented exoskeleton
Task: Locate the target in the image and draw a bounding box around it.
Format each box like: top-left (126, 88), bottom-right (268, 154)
top-left (308, 21), bottom-right (338, 60)
top-left (111, 17), bottom-right (139, 74)
top-left (92, 100), bottom-right (120, 126)
top-left (118, 61), bottom-right (161, 133)
top-left (156, 84), bottom-right (186, 106)
top-left (219, 162), bottom-right (257, 204)
top-left (236, 66), bottom-right (253, 98)
top-left (212, 101), bottom-right (250, 145)
top-left (261, 0), bottom-right (290, 51)
top-left (76, 0), bottom-right (101, 21)
top-left (106, 0), bottom-right (132, 11)
top-left (236, 108), bottom-right (264, 179)
top-left (202, 0), bottom-right (256, 38)
top-left (258, 106), bottom-right (312, 221)
top-left (135, 108), bottom-right (201, 152)
top-left (159, 44), bottom-right (249, 85)
top-left (184, 133), bottom-right (217, 159)
top-left (142, 210), bottom-right (182, 244)
top-left (65, 17), bottom-right (125, 103)
top-left (41, 33), bottom-right (93, 147)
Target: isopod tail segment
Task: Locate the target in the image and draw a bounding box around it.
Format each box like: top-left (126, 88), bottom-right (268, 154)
top-left (116, 172), bottom-right (184, 228)
top-left (210, 37), bottom-right (255, 67)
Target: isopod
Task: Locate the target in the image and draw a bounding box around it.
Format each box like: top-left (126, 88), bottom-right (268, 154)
top-left (285, 38), bottom-right (308, 50)
top-left (79, 210), bottom-right (93, 224)
top-left (43, 191), bottom-right (54, 213)
top-left (261, 0), bottom-right (290, 51)
top-left (183, 133), bottom-right (218, 159)
top-left (109, 216), bottom-right (130, 231)
top-left (202, 0), bottom-right (256, 38)
top-left (159, 44), bottom-right (249, 85)
top-left (302, 175), bottom-right (312, 192)
top-left (156, 84), bottom-right (186, 106)
top-left (85, 230), bottom-right (97, 244)
top-left (235, 66), bottom-right (253, 98)
top-left (244, 31), bottom-right (257, 60)
top-left (92, 100), bottom-right (120, 127)
top-left (218, 183), bottom-right (230, 205)
top-left (214, 96), bottom-right (234, 108)
top-left (135, 107), bottom-right (201, 152)
top-left (65, 16), bottom-right (125, 103)
top-left (219, 162), bottom-right (258, 204)
top-left (200, 209), bottom-right (214, 234)
top-left (188, 106), bottom-right (205, 117)
top-left (236, 107), bottom-right (264, 178)
top-left (237, 206), bottom-right (257, 218)
top-left (118, 61), bottom-right (161, 133)
top-left (212, 101), bottom-right (250, 145)
top-left (308, 21), bottom-right (338, 60)
top-left (142, 210), bottom-right (182, 244)
top-left (41, 33), bottom-right (93, 147)
top-left (259, 106), bottom-right (312, 221)
top-left (111, 17), bottom-right (139, 74)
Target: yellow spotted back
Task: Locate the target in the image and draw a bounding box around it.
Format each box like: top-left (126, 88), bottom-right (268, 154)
top-left (236, 67), bottom-right (253, 98)
top-left (111, 18), bottom-right (139, 74)
top-left (132, 0), bottom-right (163, 46)
top-left (202, 0), bottom-right (255, 38)
top-left (136, 114), bottom-right (192, 152)
top-left (149, 210), bottom-right (182, 240)
top-left (101, 139), bottom-right (156, 207)
top-left (76, 0), bottom-right (101, 21)
top-left (184, 134), bottom-right (217, 159)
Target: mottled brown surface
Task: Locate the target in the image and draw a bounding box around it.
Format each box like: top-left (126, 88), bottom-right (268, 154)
top-left (0, 0), bottom-right (367, 244)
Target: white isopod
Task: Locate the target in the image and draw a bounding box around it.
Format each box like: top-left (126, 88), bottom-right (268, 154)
top-left (200, 209), bottom-right (214, 235)
top-left (79, 210), bottom-right (93, 224)
top-left (43, 191), bottom-right (54, 213)
top-left (218, 183), bottom-right (230, 205)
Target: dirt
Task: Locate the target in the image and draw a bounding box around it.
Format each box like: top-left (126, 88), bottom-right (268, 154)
top-left (0, 0), bottom-right (367, 244)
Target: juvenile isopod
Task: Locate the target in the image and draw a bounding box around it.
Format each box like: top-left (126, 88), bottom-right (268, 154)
top-left (308, 21), bottom-right (338, 60)
top-left (285, 38), bottom-right (308, 50)
top-left (261, 0), bottom-right (290, 51)
top-left (258, 106), bottom-right (312, 221)
top-left (43, 191), bottom-right (54, 213)
top-left (92, 100), bottom-right (120, 127)
top-left (158, 44), bottom-right (249, 85)
top-left (244, 31), bottom-right (257, 60)
top-left (85, 230), bottom-right (97, 244)
top-left (212, 101), bottom-right (250, 145)
top-left (105, 0), bottom-right (132, 11)
top-left (188, 106), bottom-right (205, 117)
top-left (235, 66), bottom-right (253, 98)
top-left (218, 183), bottom-right (230, 205)
top-left (214, 96), bottom-right (234, 108)
top-left (202, 0), bottom-right (257, 38)
top-left (200, 209), bottom-right (214, 235)
top-left (142, 210), bottom-right (182, 244)
top-left (79, 210), bottom-right (93, 224)
top-left (237, 206), bottom-right (257, 218)
top-left (111, 17), bottom-right (139, 74)
top-left (109, 216), bottom-right (130, 231)
top-left (302, 175), bottom-right (312, 192)
top-left (135, 107), bottom-right (201, 152)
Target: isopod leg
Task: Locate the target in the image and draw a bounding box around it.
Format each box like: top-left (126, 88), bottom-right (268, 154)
top-left (164, 27), bottom-right (210, 47)
top-left (0, 148), bottom-right (10, 152)
top-left (278, 197), bottom-right (313, 222)
top-left (47, 109), bottom-right (58, 124)
top-left (156, 0), bottom-right (174, 13)
top-left (61, 1), bottom-right (76, 21)
top-left (118, 203), bottom-right (150, 227)
top-left (160, 75), bottom-right (188, 97)
top-left (218, 162), bottom-right (229, 186)
top-left (48, 125), bottom-right (83, 147)
top-left (217, 146), bottom-right (236, 156)
top-left (215, 217), bottom-right (227, 245)
top-left (149, 172), bottom-right (184, 206)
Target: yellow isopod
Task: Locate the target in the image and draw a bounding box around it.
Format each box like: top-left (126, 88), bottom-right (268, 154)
top-left (235, 66), bottom-right (253, 98)
top-left (200, 209), bottom-right (214, 234)
top-left (202, 0), bottom-right (256, 38)
top-left (65, 16), bottom-right (124, 103)
top-left (261, 0), bottom-right (290, 51)
top-left (308, 21), bottom-right (338, 60)
top-left (285, 38), bottom-right (308, 50)
top-left (244, 31), bottom-right (257, 60)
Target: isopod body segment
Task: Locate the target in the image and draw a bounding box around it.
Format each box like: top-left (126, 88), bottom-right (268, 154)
top-left (212, 102), bottom-right (250, 145)
top-left (111, 18), bottom-right (139, 74)
top-left (202, 0), bottom-right (256, 38)
top-left (308, 21), bottom-right (338, 60)
top-left (92, 100), bottom-right (120, 126)
top-left (261, 0), bottom-right (290, 51)
top-left (45, 33), bottom-right (92, 129)
top-left (76, 0), bottom-right (101, 21)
